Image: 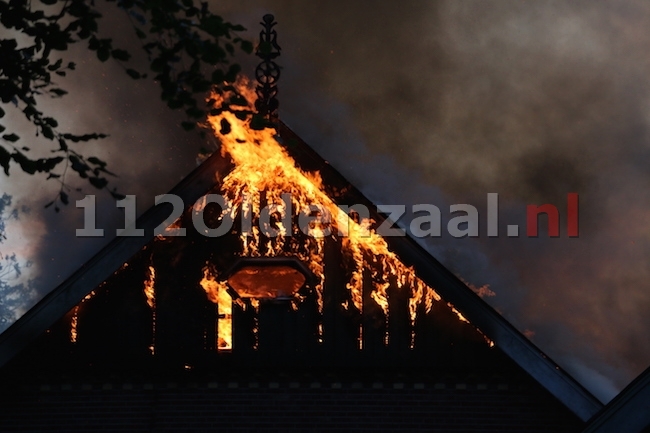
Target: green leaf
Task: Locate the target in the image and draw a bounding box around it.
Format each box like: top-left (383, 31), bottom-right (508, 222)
top-left (211, 69), bottom-right (225, 83)
top-left (60, 191), bottom-right (69, 205)
top-left (51, 88), bottom-right (68, 97)
top-left (0, 107), bottom-right (4, 118)
top-left (135, 28), bottom-right (146, 39)
top-left (88, 37), bottom-right (100, 51)
top-left (2, 133), bottom-right (19, 142)
top-left (111, 49), bottom-right (131, 61)
top-left (167, 99), bottom-right (184, 110)
top-left (35, 156), bottom-right (64, 172)
top-left (11, 152), bottom-right (37, 175)
top-left (69, 155), bottom-right (89, 177)
top-left (87, 156), bottom-right (106, 167)
top-left (202, 44), bottom-right (226, 65)
top-left (151, 58), bottom-right (165, 72)
top-left (191, 79), bottom-right (211, 93)
top-left (23, 105), bottom-right (38, 119)
top-left (43, 117), bottom-right (58, 127)
top-left (224, 63), bottom-right (241, 82)
top-left (0, 146), bottom-right (10, 175)
top-left (110, 190), bottom-right (126, 200)
top-left (240, 40), bottom-right (254, 54)
top-left (181, 121), bottom-right (195, 131)
top-left (42, 126), bottom-right (54, 140)
top-left (47, 59), bottom-right (63, 71)
top-left (97, 47), bottom-right (110, 62)
top-left (185, 107), bottom-right (204, 119)
top-left (89, 176), bottom-right (108, 189)
top-left (126, 69), bottom-right (141, 79)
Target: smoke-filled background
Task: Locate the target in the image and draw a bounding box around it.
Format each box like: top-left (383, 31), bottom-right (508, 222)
top-left (2, 0), bottom-right (650, 403)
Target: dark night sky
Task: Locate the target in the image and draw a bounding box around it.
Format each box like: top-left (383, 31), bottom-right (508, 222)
top-left (2, 0), bottom-right (650, 403)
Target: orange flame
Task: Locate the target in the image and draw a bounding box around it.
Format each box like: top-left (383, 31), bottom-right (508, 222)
top-left (200, 267), bottom-right (233, 351)
top-left (196, 77), bottom-right (487, 350)
top-left (69, 291), bottom-right (96, 343)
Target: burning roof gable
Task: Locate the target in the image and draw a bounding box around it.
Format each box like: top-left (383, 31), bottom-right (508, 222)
top-left (0, 80), bottom-right (602, 422)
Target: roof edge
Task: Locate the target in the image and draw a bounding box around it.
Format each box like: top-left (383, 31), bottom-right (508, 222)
top-left (583, 365), bottom-right (650, 433)
top-left (278, 121), bottom-right (603, 421)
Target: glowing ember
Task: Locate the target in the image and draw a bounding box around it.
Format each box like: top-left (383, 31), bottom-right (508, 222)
top-left (448, 303), bottom-right (470, 324)
top-left (69, 291), bottom-right (96, 343)
top-left (144, 265), bottom-right (156, 355)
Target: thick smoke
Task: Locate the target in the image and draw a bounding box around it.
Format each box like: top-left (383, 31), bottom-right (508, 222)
top-left (2, 0), bottom-right (649, 403)
top-left (213, 0), bottom-right (650, 401)
top-left (0, 3), bottom-right (204, 312)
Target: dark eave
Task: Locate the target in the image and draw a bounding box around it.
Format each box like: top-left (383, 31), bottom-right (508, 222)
top-left (583, 365), bottom-right (650, 433)
top-left (0, 121), bottom-right (603, 422)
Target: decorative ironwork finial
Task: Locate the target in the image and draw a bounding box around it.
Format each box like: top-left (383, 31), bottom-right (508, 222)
top-left (255, 14), bottom-right (281, 119)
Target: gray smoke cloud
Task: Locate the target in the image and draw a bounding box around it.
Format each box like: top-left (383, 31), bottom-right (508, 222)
top-left (212, 0), bottom-right (650, 402)
top-left (2, 0), bottom-right (649, 403)
top-left (1, 3), bottom-right (204, 309)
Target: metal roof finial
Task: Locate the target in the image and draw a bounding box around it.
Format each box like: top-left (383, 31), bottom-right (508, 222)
top-left (255, 14), bottom-right (281, 119)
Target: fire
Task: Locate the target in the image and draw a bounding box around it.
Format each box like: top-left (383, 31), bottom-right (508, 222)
top-left (192, 77), bottom-right (488, 351)
top-left (200, 267), bottom-right (233, 351)
top-left (69, 290), bottom-right (96, 343)
top-left (144, 265), bottom-right (156, 354)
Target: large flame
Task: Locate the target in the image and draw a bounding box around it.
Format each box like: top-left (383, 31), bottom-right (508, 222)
top-left (197, 77), bottom-right (484, 350)
top-left (132, 77), bottom-right (494, 352)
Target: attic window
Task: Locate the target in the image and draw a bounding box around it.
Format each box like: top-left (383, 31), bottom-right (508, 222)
top-left (226, 257), bottom-right (313, 299)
